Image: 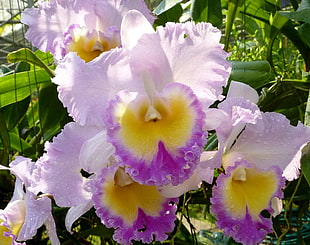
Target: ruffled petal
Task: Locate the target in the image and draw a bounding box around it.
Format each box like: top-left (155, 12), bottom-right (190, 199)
top-left (53, 49), bottom-right (132, 126)
top-left (202, 97), bottom-right (262, 171)
top-left (283, 139), bottom-right (310, 181)
top-left (92, 167), bottom-right (177, 245)
top-left (17, 192), bottom-right (53, 241)
top-left (22, 0), bottom-right (154, 61)
top-left (2, 157), bottom-right (59, 244)
top-left (129, 21), bottom-right (231, 108)
top-left (31, 122), bottom-right (103, 207)
top-left (198, 151), bottom-right (218, 183)
top-left (211, 160), bottom-right (285, 244)
top-left (21, 0), bottom-right (98, 59)
top-left (9, 156), bottom-right (35, 188)
top-left (159, 22), bottom-right (231, 106)
top-left (106, 83), bottom-right (206, 185)
top-left (204, 108), bottom-right (230, 131)
top-left (0, 214), bottom-right (24, 245)
top-left (231, 112), bottom-right (310, 172)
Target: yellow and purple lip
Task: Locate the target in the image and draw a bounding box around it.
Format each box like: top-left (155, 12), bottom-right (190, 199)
top-left (64, 24), bottom-right (120, 62)
top-left (0, 218), bottom-right (15, 245)
top-left (211, 160), bottom-right (285, 244)
top-left (105, 82), bottom-right (206, 186)
top-left (92, 166), bottom-right (177, 244)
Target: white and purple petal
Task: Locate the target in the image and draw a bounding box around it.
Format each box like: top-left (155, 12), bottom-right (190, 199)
top-left (21, 0), bottom-right (98, 60)
top-left (227, 81), bottom-right (259, 103)
top-left (129, 18), bottom-right (231, 108)
top-left (230, 112), bottom-right (310, 174)
top-left (0, 159), bottom-right (60, 245)
top-left (17, 192), bottom-right (53, 242)
top-left (53, 49), bottom-right (133, 126)
top-left (31, 122), bottom-right (104, 207)
top-left (65, 201), bottom-right (93, 233)
top-left (21, 0), bottom-right (154, 60)
top-left (201, 97), bottom-right (262, 171)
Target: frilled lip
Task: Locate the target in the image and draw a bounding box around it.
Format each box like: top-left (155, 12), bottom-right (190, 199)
top-left (211, 160), bottom-right (285, 244)
top-left (105, 83), bottom-right (206, 186)
top-left (92, 166), bottom-right (178, 245)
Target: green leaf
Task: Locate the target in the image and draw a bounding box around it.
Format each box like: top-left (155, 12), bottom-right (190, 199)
top-left (242, 0), bottom-right (272, 23)
top-left (224, 0), bottom-right (244, 50)
top-left (0, 97), bottom-right (30, 130)
top-left (38, 84), bottom-right (71, 141)
top-left (279, 0), bottom-right (310, 24)
top-left (15, 62), bottom-right (31, 73)
top-left (0, 65), bottom-right (11, 75)
top-left (8, 132), bottom-right (35, 156)
top-left (153, 0), bottom-right (183, 16)
top-left (7, 48), bottom-right (55, 78)
top-left (0, 69), bottom-right (51, 108)
top-left (0, 112), bottom-right (10, 165)
top-left (229, 60), bottom-right (272, 89)
top-left (270, 11), bottom-right (289, 30)
top-left (154, 3), bottom-right (183, 26)
top-left (280, 21), bottom-right (310, 70)
top-left (301, 142), bottom-right (310, 186)
top-left (77, 224), bottom-right (114, 239)
top-left (191, 0), bottom-right (222, 28)
top-left (259, 80), bottom-right (309, 114)
top-left (33, 50), bottom-right (54, 66)
top-left (267, 12), bottom-right (289, 66)
top-left (298, 23), bottom-right (310, 48)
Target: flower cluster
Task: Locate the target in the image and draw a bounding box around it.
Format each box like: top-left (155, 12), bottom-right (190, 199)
top-left (1, 0), bottom-right (309, 245)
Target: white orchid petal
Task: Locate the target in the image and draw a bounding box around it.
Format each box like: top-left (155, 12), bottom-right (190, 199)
top-left (65, 201), bottom-right (93, 233)
top-left (121, 10), bottom-right (154, 50)
top-left (227, 81), bottom-right (259, 103)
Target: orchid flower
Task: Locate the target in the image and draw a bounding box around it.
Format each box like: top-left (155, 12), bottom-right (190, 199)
top-left (203, 81), bottom-right (310, 244)
top-left (122, 10), bottom-right (231, 110)
top-left (52, 10), bottom-right (231, 126)
top-left (30, 122), bottom-right (179, 244)
top-left (92, 166), bottom-right (178, 245)
top-left (52, 10), bottom-right (230, 186)
top-left (0, 157), bottom-right (59, 245)
top-left (21, 0), bottom-right (154, 62)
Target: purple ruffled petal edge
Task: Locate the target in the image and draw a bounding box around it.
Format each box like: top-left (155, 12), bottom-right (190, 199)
top-left (92, 167), bottom-right (178, 245)
top-left (211, 162), bottom-right (285, 245)
top-left (105, 83), bottom-right (207, 186)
